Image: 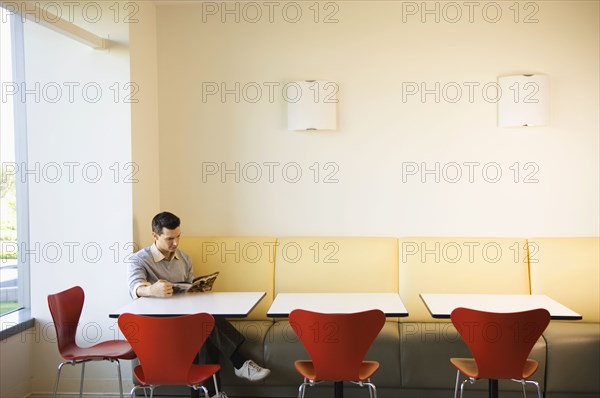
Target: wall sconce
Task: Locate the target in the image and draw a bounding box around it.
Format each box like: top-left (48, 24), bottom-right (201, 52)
top-left (287, 80), bottom-right (337, 131)
top-left (498, 74), bottom-right (549, 127)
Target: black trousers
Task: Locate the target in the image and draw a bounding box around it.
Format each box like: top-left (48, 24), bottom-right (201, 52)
top-left (195, 317), bottom-right (245, 395)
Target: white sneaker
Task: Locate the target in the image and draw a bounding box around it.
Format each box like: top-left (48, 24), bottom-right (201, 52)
top-left (234, 359), bottom-right (271, 381)
top-left (211, 392), bottom-right (228, 398)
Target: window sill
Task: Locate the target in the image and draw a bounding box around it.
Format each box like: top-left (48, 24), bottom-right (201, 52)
top-left (0, 309), bottom-right (35, 341)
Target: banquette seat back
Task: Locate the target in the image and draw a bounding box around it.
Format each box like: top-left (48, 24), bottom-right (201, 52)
top-left (179, 236), bottom-right (277, 321)
top-left (398, 237), bottom-right (531, 323)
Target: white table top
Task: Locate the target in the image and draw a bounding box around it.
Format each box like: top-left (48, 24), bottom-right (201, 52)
top-left (267, 293), bottom-right (409, 317)
top-left (109, 291), bottom-right (266, 318)
top-left (420, 293), bottom-right (582, 320)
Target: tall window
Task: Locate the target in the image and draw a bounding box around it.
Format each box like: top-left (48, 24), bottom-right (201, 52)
top-left (1, 6), bottom-right (29, 317)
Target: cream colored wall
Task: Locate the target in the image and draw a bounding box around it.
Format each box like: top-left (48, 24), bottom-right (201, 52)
top-left (155, 1), bottom-right (599, 237)
top-left (130, 2), bottom-right (160, 247)
top-left (0, 332), bottom-right (32, 398)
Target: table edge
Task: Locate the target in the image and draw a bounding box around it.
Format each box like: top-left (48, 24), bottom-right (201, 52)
top-left (109, 291), bottom-right (266, 319)
top-left (419, 293), bottom-right (583, 320)
top-left (267, 311), bottom-right (409, 318)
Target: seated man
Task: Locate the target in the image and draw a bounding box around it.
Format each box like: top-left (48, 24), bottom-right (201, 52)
top-left (127, 211), bottom-right (271, 387)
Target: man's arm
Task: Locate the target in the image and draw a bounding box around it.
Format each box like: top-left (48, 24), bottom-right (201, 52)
top-left (127, 251), bottom-right (174, 298)
top-left (136, 280), bottom-right (174, 297)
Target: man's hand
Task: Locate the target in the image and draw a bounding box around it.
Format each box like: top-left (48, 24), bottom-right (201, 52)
top-left (137, 280), bottom-right (173, 297)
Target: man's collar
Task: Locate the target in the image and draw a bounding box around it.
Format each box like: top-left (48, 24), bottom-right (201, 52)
top-left (150, 242), bottom-right (180, 262)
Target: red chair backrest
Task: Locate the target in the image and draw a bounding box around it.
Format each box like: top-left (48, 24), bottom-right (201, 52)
top-left (289, 309), bottom-right (386, 381)
top-left (47, 286), bottom-right (85, 356)
top-left (451, 307), bottom-right (551, 379)
top-left (118, 313), bottom-right (215, 385)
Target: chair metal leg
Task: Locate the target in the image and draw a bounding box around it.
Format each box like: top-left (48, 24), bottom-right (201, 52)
top-left (79, 362), bottom-right (86, 398)
top-left (297, 381), bottom-right (305, 398)
top-left (453, 370), bottom-right (460, 398)
top-left (196, 385), bottom-right (209, 398)
top-left (130, 385), bottom-right (143, 398)
top-left (298, 378), bottom-right (309, 398)
top-left (510, 378), bottom-right (542, 398)
top-left (131, 385), bottom-right (153, 398)
top-left (53, 362), bottom-right (67, 398)
top-left (349, 379), bottom-right (377, 398)
top-left (364, 380), bottom-right (377, 398)
top-left (459, 377), bottom-right (474, 398)
top-left (54, 358), bottom-right (125, 398)
top-left (113, 359), bottom-right (124, 398)
top-left (454, 372), bottom-right (472, 398)
top-left (520, 379), bottom-right (527, 398)
top-left (525, 379), bottom-right (542, 398)
top-left (212, 374), bottom-right (220, 397)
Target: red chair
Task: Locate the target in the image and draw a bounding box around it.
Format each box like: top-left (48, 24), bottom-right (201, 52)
top-left (450, 307), bottom-right (551, 398)
top-left (289, 309), bottom-right (386, 398)
top-left (118, 312), bottom-right (221, 398)
top-left (47, 286), bottom-right (136, 398)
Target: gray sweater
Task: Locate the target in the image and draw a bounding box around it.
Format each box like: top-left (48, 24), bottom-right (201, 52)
top-left (127, 244), bottom-right (193, 298)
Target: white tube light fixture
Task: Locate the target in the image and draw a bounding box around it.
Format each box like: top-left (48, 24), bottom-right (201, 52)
top-left (498, 74), bottom-right (549, 127)
top-left (287, 80), bottom-right (337, 131)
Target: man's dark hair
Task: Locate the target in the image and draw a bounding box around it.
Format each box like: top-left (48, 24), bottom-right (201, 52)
top-left (152, 212), bottom-right (180, 234)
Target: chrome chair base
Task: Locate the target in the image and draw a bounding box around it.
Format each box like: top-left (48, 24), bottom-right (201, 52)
top-left (129, 373), bottom-right (219, 398)
top-left (298, 377), bottom-right (377, 398)
top-left (53, 358), bottom-right (123, 398)
top-left (453, 370), bottom-right (542, 398)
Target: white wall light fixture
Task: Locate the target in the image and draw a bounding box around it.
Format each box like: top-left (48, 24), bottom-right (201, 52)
top-left (287, 80), bottom-right (337, 131)
top-left (498, 74), bottom-right (549, 127)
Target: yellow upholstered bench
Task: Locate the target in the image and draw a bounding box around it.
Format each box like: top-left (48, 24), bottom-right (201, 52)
top-left (161, 235), bottom-right (599, 398)
top-left (529, 237), bottom-right (600, 396)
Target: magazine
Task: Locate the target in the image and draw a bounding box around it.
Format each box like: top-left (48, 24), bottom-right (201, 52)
top-left (172, 271), bottom-right (219, 293)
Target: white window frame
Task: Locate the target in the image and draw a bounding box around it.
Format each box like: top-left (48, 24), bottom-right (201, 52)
top-left (1, 5), bottom-right (33, 339)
